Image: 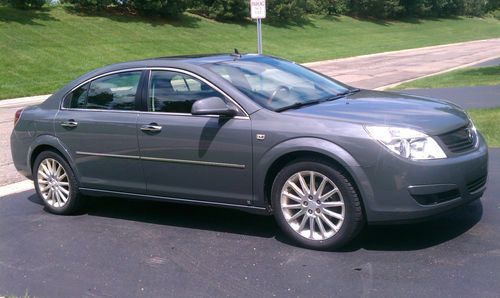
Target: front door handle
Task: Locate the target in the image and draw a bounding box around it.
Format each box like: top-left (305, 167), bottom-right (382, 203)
top-left (140, 123), bottom-right (162, 133)
top-left (61, 120), bottom-right (78, 128)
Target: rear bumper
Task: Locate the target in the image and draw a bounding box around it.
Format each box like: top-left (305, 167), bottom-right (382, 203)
top-left (10, 130), bottom-right (32, 180)
top-left (361, 134), bottom-right (488, 224)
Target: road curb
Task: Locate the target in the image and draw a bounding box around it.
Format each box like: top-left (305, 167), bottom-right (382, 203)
top-left (0, 180), bottom-right (34, 198)
top-left (0, 94), bottom-right (51, 108)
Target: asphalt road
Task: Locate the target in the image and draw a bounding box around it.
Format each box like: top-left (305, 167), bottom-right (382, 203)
top-left (1, 149), bottom-right (499, 297)
top-left (400, 85), bottom-right (500, 109)
top-left (473, 57), bottom-right (500, 67)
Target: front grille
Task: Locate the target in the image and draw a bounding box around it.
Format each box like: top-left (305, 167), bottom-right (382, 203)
top-left (412, 189), bottom-right (460, 205)
top-left (467, 175), bottom-right (487, 193)
top-left (438, 125), bottom-right (476, 153)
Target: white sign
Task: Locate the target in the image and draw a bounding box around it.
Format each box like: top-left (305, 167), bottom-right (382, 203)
top-left (250, 0), bottom-right (266, 19)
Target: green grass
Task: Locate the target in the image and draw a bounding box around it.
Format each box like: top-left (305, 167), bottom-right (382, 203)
top-left (393, 66), bottom-right (500, 89)
top-left (0, 6), bottom-right (500, 99)
top-left (468, 108), bottom-right (500, 147)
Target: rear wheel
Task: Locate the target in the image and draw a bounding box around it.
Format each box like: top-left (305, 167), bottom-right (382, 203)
top-left (33, 151), bottom-right (83, 214)
top-left (271, 160), bottom-right (364, 250)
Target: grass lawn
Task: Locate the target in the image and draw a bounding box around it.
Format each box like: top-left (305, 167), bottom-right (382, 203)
top-left (393, 66), bottom-right (500, 89)
top-left (0, 6), bottom-right (499, 99)
top-left (468, 108), bottom-right (500, 148)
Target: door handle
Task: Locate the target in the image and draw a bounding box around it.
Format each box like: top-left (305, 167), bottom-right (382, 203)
top-left (140, 123), bottom-right (162, 133)
top-left (61, 120), bottom-right (78, 128)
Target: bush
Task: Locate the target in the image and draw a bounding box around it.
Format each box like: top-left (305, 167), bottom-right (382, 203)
top-left (305, 0), bottom-right (350, 15)
top-left (65, 0), bottom-right (189, 16)
top-left (462, 0), bottom-right (488, 16)
top-left (266, 0), bottom-right (307, 23)
top-left (400, 0), bottom-right (431, 17)
top-left (65, 0), bottom-right (115, 10)
top-left (348, 0), bottom-right (404, 18)
top-left (2, 0), bottom-right (46, 9)
top-left (190, 0), bottom-right (248, 21)
top-left (131, 0), bottom-right (190, 16)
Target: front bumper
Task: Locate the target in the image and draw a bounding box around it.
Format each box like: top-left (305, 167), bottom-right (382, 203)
top-left (361, 133), bottom-right (488, 224)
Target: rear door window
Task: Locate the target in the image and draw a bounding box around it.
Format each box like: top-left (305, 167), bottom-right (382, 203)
top-left (65, 71), bottom-right (142, 110)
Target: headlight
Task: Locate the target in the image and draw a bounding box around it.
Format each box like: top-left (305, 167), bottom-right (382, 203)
top-left (365, 126), bottom-right (446, 160)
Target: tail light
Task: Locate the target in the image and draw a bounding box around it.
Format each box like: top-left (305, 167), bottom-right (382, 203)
top-left (14, 108), bottom-right (24, 126)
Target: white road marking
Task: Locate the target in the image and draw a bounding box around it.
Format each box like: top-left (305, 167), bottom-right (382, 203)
top-left (0, 180), bottom-right (34, 198)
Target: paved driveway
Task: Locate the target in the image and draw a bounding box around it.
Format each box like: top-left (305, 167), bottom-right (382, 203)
top-left (305, 39), bottom-right (500, 89)
top-left (0, 149), bottom-right (499, 297)
top-left (396, 85), bottom-right (500, 109)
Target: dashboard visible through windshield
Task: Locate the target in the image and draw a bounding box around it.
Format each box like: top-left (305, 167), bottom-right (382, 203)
top-left (204, 56), bottom-right (352, 111)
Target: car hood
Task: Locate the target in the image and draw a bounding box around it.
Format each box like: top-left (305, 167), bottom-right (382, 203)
top-left (284, 90), bottom-right (470, 135)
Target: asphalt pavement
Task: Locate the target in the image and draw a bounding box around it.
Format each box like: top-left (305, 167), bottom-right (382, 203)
top-left (473, 57), bottom-right (500, 67)
top-left (0, 149), bottom-right (499, 297)
top-left (395, 85), bottom-right (500, 109)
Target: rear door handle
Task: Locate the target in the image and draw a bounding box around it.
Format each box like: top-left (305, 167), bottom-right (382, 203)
top-left (61, 120), bottom-right (78, 128)
top-left (140, 123), bottom-right (162, 133)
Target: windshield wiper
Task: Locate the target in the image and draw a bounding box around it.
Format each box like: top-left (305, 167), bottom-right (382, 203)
top-left (325, 88), bottom-right (361, 101)
top-left (275, 88), bottom-right (360, 112)
top-left (275, 100), bottom-right (321, 112)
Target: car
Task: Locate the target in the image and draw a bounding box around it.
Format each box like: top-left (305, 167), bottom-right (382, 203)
top-left (11, 54), bottom-right (488, 250)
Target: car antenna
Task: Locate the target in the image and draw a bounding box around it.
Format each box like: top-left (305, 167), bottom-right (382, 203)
top-left (230, 48), bottom-right (242, 60)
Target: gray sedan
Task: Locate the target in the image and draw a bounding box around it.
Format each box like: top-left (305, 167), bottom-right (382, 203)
top-left (10, 54), bottom-right (488, 250)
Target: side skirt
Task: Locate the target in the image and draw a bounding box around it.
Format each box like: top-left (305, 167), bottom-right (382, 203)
top-left (79, 187), bottom-right (271, 215)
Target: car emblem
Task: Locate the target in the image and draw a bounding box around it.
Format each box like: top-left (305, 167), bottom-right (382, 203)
top-left (256, 134), bottom-right (266, 140)
top-left (467, 128), bottom-right (473, 141)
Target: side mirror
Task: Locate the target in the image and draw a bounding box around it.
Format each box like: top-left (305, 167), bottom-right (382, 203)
top-left (191, 97), bottom-right (238, 117)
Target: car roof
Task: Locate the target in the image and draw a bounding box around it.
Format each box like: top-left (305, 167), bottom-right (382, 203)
top-left (131, 53), bottom-right (262, 66)
top-left (42, 53), bottom-right (266, 114)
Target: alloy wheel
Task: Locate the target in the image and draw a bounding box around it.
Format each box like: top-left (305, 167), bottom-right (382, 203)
top-left (280, 171), bottom-right (345, 240)
top-left (37, 158), bottom-right (71, 208)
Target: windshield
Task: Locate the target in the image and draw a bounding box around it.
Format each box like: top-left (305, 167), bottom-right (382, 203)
top-left (203, 56), bottom-right (351, 111)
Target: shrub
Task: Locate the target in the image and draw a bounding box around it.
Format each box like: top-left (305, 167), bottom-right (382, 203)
top-left (190, 0), bottom-right (248, 21)
top-left (65, 0), bottom-right (115, 9)
top-left (266, 0), bottom-right (308, 23)
top-left (2, 0), bottom-right (46, 9)
top-left (348, 0), bottom-right (404, 18)
top-left (131, 0), bottom-right (190, 16)
top-left (462, 0), bottom-right (488, 16)
top-left (486, 7), bottom-right (500, 18)
top-left (305, 0), bottom-right (350, 15)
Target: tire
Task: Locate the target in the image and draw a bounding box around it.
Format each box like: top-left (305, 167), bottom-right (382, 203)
top-left (33, 150), bottom-right (83, 215)
top-left (271, 159), bottom-right (364, 250)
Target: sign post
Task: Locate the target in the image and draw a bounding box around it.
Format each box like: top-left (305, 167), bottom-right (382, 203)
top-left (250, 0), bottom-right (266, 54)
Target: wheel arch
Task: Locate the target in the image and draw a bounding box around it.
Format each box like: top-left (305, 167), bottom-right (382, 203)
top-left (255, 138), bottom-right (374, 214)
top-left (28, 135), bottom-right (79, 179)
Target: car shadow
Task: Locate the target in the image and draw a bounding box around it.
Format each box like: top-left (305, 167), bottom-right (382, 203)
top-left (27, 194), bottom-right (482, 251)
top-left (343, 199), bottom-right (484, 252)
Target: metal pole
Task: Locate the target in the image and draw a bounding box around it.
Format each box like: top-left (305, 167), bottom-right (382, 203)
top-left (257, 18), bottom-right (263, 54)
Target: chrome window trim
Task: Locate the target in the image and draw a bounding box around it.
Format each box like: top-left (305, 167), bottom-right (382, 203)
top-left (138, 111), bottom-right (249, 120)
top-left (55, 108), bottom-right (249, 120)
top-left (61, 68), bottom-right (145, 111)
top-left (60, 67), bottom-right (250, 118)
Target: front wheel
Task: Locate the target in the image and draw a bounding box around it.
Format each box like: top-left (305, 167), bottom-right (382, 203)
top-left (33, 151), bottom-right (83, 215)
top-left (271, 160), bottom-right (364, 250)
